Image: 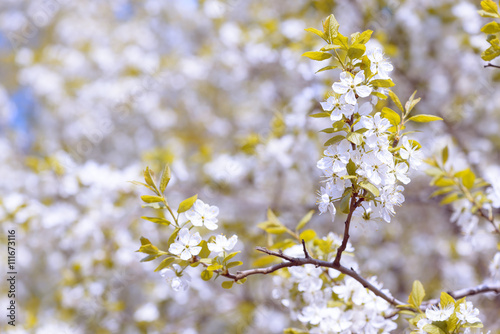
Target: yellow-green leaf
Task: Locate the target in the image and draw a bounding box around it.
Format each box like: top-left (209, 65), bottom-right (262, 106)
top-left (299, 229), bottom-right (317, 242)
top-left (324, 135), bottom-right (346, 146)
top-left (141, 216), bottom-right (171, 226)
top-left (370, 79), bottom-right (395, 88)
top-left (177, 194), bottom-right (198, 213)
top-left (346, 132), bottom-right (364, 146)
top-left (461, 168), bottom-right (476, 189)
top-left (296, 210), bottom-right (315, 231)
top-left (381, 107), bottom-right (401, 126)
top-left (408, 114), bottom-right (443, 123)
top-left (482, 21), bottom-right (500, 34)
top-left (316, 65), bottom-right (338, 74)
top-left (222, 281), bottom-right (234, 289)
top-left (440, 292), bottom-right (456, 308)
top-left (408, 280), bottom-right (425, 309)
top-left (304, 27), bottom-right (327, 41)
top-left (154, 257), bottom-right (175, 272)
top-left (302, 51), bottom-right (332, 61)
top-left (359, 181), bottom-right (380, 197)
top-left (159, 164), bottom-right (171, 193)
top-left (226, 261), bottom-right (243, 269)
top-left (388, 90), bottom-right (404, 112)
top-left (141, 195), bottom-right (163, 203)
top-left (201, 269), bottom-right (213, 281)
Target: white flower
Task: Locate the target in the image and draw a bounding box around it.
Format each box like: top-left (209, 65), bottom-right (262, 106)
top-left (425, 303), bottom-right (454, 321)
top-left (361, 113), bottom-right (391, 138)
top-left (317, 181), bottom-right (343, 218)
top-left (399, 137), bottom-right (423, 169)
top-left (317, 140), bottom-right (351, 172)
top-left (185, 199), bottom-right (219, 230)
top-left (288, 264), bottom-right (323, 292)
top-left (168, 228), bottom-right (202, 260)
top-left (457, 301), bottom-right (481, 324)
top-left (208, 234), bottom-right (238, 254)
top-left (160, 264), bottom-right (191, 291)
top-left (320, 95), bottom-right (355, 121)
top-left (394, 162), bottom-right (411, 184)
top-left (415, 318), bottom-right (431, 334)
top-left (332, 71), bottom-right (372, 105)
top-left (367, 48), bottom-right (393, 79)
top-left (378, 185), bottom-right (405, 223)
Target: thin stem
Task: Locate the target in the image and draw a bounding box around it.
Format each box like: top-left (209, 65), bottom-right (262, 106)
top-left (333, 195), bottom-right (363, 266)
top-left (484, 62), bottom-right (500, 69)
top-left (423, 283), bottom-right (500, 306)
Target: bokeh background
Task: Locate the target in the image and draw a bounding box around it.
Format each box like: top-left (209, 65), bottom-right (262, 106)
top-left (1, 0), bottom-right (500, 333)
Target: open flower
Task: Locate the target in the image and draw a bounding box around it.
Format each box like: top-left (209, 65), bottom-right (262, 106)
top-left (208, 234), bottom-right (238, 254)
top-left (367, 48), bottom-right (393, 79)
top-left (425, 303), bottom-right (454, 321)
top-left (168, 228), bottom-right (202, 260)
top-left (185, 199), bottom-right (219, 230)
top-left (160, 264), bottom-right (191, 291)
top-left (332, 71), bottom-right (372, 105)
top-left (399, 137), bottom-right (423, 169)
top-left (457, 301), bottom-right (481, 324)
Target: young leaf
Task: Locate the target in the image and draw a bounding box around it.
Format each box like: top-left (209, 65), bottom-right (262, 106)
top-left (222, 281), bottom-right (234, 289)
top-left (481, 21), bottom-right (500, 33)
top-left (359, 181), bottom-right (380, 197)
top-left (346, 132), bottom-right (364, 146)
top-left (439, 292), bottom-right (456, 308)
top-left (154, 257), bottom-right (175, 272)
top-left (299, 229), bottom-right (317, 242)
top-left (381, 107), bottom-right (401, 126)
top-left (201, 269), bottom-right (213, 281)
top-left (304, 27), bottom-right (327, 42)
top-left (370, 79), bottom-right (395, 88)
top-left (144, 167), bottom-right (159, 194)
top-left (442, 146), bottom-right (449, 165)
top-left (461, 168), bottom-right (476, 189)
top-left (302, 51), bottom-right (332, 61)
top-left (408, 115), bottom-right (443, 123)
top-left (408, 280), bottom-right (426, 309)
top-left (296, 210), bottom-right (315, 231)
top-left (387, 90), bottom-right (404, 112)
top-left (177, 194), bottom-right (198, 213)
top-left (160, 164), bottom-right (171, 193)
top-left (226, 261), bottom-right (243, 269)
top-left (315, 65), bottom-right (338, 74)
top-left (324, 135), bottom-right (346, 146)
top-left (141, 195), bottom-right (163, 203)
top-left (141, 216), bottom-right (171, 226)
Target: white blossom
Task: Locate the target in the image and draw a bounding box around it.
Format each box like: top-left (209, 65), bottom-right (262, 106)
top-left (168, 228), bottom-right (202, 260)
top-left (207, 234), bottom-right (238, 254)
top-left (332, 71), bottom-right (372, 105)
top-left (457, 301), bottom-right (481, 324)
top-left (425, 303), bottom-right (454, 321)
top-left (399, 136), bottom-right (423, 169)
top-left (367, 48), bottom-right (394, 79)
top-left (185, 199), bottom-right (220, 230)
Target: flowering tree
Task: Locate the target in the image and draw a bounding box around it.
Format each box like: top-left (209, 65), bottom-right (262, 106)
top-left (134, 12), bottom-right (500, 334)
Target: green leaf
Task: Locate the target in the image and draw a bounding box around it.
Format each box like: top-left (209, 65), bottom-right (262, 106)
top-left (141, 202), bottom-right (167, 209)
top-left (324, 135), bottom-right (346, 146)
top-left (304, 27), bottom-right (327, 42)
top-left (302, 51), bottom-right (332, 61)
top-left (430, 187), bottom-right (455, 198)
top-left (442, 146), bottom-right (449, 165)
top-left (408, 114), bottom-right (443, 123)
top-left (315, 65), bottom-right (338, 74)
top-left (154, 257), bottom-right (176, 272)
top-left (167, 228), bottom-right (180, 247)
top-left (198, 240), bottom-right (211, 258)
top-left (381, 107), bottom-right (401, 126)
top-left (347, 44), bottom-right (366, 59)
top-left (433, 177), bottom-right (455, 187)
top-left (129, 180), bottom-right (156, 193)
top-left (359, 181), bottom-right (380, 197)
top-left (201, 269), bottom-right (213, 281)
top-left (408, 280), bottom-right (426, 309)
top-left (140, 254), bottom-right (162, 262)
top-left (141, 216), bottom-right (171, 226)
top-left (257, 220), bottom-right (287, 234)
top-left (331, 33), bottom-right (349, 50)
top-left (226, 261), bottom-right (243, 269)
top-left (144, 167), bottom-right (158, 194)
top-left (296, 210), bottom-right (315, 231)
top-left (177, 194), bottom-right (198, 213)
top-left (140, 236), bottom-right (152, 246)
top-left (422, 324), bottom-right (447, 334)
top-left (222, 281), bottom-right (234, 289)
top-left (141, 195), bottom-right (163, 203)
top-left (352, 29), bottom-right (373, 44)
top-left (252, 255), bottom-right (279, 267)
top-left (346, 160), bottom-right (356, 175)
top-left (482, 44), bottom-right (500, 61)
top-left (387, 90), bottom-right (404, 112)
top-left (310, 112), bottom-right (331, 118)
top-left (346, 132), bottom-right (364, 146)
top-left (440, 192), bottom-right (460, 205)
top-left (482, 21), bottom-right (500, 34)
top-left (136, 243), bottom-right (159, 256)
top-left (461, 168), bottom-right (476, 189)
top-left (207, 264), bottom-right (223, 271)
top-left (370, 79), bottom-right (395, 88)
top-left (159, 165), bottom-right (171, 194)
top-left (339, 188), bottom-right (352, 214)
top-left (481, 0), bottom-right (499, 15)
top-left (283, 328), bottom-right (309, 334)
top-left (440, 292), bottom-right (456, 308)
top-left (326, 14), bottom-right (339, 41)
top-left (224, 251), bottom-right (241, 262)
top-left (299, 229), bottom-right (317, 242)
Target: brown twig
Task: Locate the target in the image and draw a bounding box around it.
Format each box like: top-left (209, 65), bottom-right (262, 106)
top-left (333, 195), bottom-right (363, 266)
top-left (484, 62), bottom-right (500, 69)
top-left (423, 283), bottom-right (500, 306)
top-left (301, 239), bottom-right (310, 258)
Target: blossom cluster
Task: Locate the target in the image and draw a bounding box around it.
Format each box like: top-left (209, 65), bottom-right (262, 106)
top-left (316, 48), bottom-right (423, 223)
top-left (272, 233), bottom-right (398, 333)
top-left (159, 199), bottom-right (238, 291)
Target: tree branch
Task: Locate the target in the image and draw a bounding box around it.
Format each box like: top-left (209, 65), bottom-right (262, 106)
top-left (423, 283), bottom-right (500, 306)
top-left (484, 62), bottom-right (500, 69)
top-left (224, 246), bottom-right (405, 307)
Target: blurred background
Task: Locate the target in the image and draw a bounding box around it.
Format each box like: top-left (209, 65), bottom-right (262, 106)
top-left (0, 0), bottom-right (500, 332)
